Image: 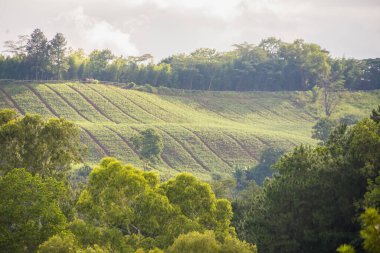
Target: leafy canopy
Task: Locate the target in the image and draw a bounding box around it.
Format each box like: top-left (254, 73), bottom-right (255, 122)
top-left (0, 169), bottom-right (67, 252)
top-left (74, 157), bottom-right (244, 251)
top-left (0, 109), bottom-right (84, 178)
top-left (131, 128), bottom-right (163, 169)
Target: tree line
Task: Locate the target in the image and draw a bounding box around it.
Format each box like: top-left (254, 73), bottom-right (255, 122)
top-left (1, 29), bottom-right (379, 91)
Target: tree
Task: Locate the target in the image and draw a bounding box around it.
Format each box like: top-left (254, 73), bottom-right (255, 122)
top-left (0, 169), bottom-right (67, 252)
top-left (360, 208), bottom-right (380, 253)
top-left (49, 33), bottom-right (68, 79)
top-left (66, 49), bottom-right (87, 79)
top-left (320, 78), bottom-right (344, 117)
top-left (131, 128), bottom-right (163, 170)
top-left (75, 157), bottom-right (181, 251)
top-left (0, 109), bottom-right (84, 178)
top-left (279, 39), bottom-right (331, 90)
top-left (238, 109), bottom-right (380, 253)
top-left (370, 105), bottom-right (380, 123)
top-left (159, 173), bottom-right (234, 239)
top-left (86, 49), bottom-right (114, 80)
top-left (245, 147), bottom-right (285, 185)
top-left (3, 35), bottom-right (29, 56)
top-left (74, 158), bottom-right (250, 251)
top-left (166, 231), bottom-right (256, 253)
top-left (38, 232), bottom-right (110, 253)
top-left (38, 232), bottom-right (78, 253)
top-left (26, 28), bottom-right (49, 79)
top-left (311, 118), bottom-right (336, 144)
top-left (259, 37), bottom-right (283, 57)
top-left (166, 231), bottom-right (220, 253)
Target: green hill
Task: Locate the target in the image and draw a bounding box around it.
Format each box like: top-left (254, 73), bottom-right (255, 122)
top-left (1, 82), bottom-right (379, 179)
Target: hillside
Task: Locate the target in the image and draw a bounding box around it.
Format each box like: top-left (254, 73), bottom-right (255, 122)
top-left (1, 81), bottom-right (379, 179)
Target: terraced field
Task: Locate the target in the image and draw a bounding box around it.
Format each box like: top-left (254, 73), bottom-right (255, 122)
top-left (1, 82), bottom-right (379, 179)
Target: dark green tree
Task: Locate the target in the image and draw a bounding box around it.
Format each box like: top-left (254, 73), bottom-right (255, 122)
top-left (49, 33), bottom-right (68, 79)
top-left (311, 117), bottom-right (336, 144)
top-left (370, 105), bottom-right (380, 123)
top-left (236, 110), bottom-right (380, 253)
top-left (131, 128), bottom-right (163, 170)
top-left (0, 169), bottom-right (67, 252)
top-left (26, 28), bottom-right (49, 79)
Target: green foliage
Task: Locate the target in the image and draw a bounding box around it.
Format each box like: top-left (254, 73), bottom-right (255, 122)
top-left (75, 158), bottom-right (181, 250)
top-left (166, 231), bottom-right (256, 253)
top-left (0, 108), bottom-right (17, 124)
top-left (370, 105), bottom-right (380, 123)
top-left (311, 117), bottom-right (336, 143)
top-left (243, 147), bottom-right (285, 186)
top-left (339, 114), bottom-right (359, 126)
top-left (132, 128), bottom-right (164, 169)
top-left (38, 232), bottom-right (78, 253)
top-left (85, 49), bottom-right (114, 80)
top-left (160, 173), bottom-right (234, 239)
top-left (2, 29), bottom-right (380, 91)
top-left (235, 111), bottom-right (380, 253)
top-left (220, 236), bottom-right (257, 253)
top-left (38, 232), bottom-right (110, 253)
top-left (363, 175), bottom-right (380, 208)
top-left (0, 169), bottom-right (67, 252)
top-left (49, 33), bottom-right (68, 80)
top-left (66, 49), bottom-right (86, 79)
top-left (26, 28), bottom-right (49, 79)
top-left (337, 244), bottom-right (355, 253)
top-left (360, 208), bottom-right (380, 253)
top-left (166, 231), bottom-right (220, 253)
top-left (0, 109), bottom-right (84, 178)
top-left (73, 158), bottom-right (247, 251)
top-left (1, 81), bottom-right (379, 178)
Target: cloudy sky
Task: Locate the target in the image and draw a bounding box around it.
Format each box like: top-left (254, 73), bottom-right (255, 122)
top-left (0, 0), bottom-right (379, 60)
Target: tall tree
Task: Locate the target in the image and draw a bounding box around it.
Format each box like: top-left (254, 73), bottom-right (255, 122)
top-left (26, 28), bottom-right (49, 79)
top-left (3, 34), bottom-right (29, 56)
top-left (49, 33), bottom-right (68, 79)
top-left (66, 48), bottom-right (87, 79)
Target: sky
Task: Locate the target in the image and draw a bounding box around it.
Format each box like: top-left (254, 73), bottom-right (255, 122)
top-left (0, 0), bottom-right (379, 60)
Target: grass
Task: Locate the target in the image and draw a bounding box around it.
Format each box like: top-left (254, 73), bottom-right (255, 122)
top-left (1, 81), bottom-right (379, 179)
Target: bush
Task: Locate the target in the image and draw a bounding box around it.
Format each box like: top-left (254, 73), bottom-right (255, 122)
top-left (127, 82), bottom-right (136, 89)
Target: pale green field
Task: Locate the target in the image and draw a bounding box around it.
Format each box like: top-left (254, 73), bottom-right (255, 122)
top-left (1, 82), bottom-right (379, 179)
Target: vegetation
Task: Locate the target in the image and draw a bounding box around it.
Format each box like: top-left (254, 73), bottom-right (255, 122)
top-left (0, 109), bottom-right (84, 178)
top-left (1, 29), bottom-right (380, 92)
top-left (132, 128), bottom-right (164, 170)
top-left (0, 169), bottom-right (67, 252)
top-left (0, 101), bottom-right (379, 253)
top-left (232, 109), bottom-right (380, 253)
top-left (0, 15), bottom-right (379, 253)
top-left (1, 82), bottom-right (379, 179)
top-left (0, 83), bottom-right (380, 179)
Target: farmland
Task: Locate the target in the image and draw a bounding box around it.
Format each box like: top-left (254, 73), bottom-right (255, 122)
top-left (1, 81), bottom-right (379, 179)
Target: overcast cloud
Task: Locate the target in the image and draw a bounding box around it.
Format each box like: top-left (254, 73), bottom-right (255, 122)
top-left (0, 0), bottom-right (379, 60)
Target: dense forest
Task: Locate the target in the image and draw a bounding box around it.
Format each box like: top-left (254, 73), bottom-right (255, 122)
top-left (1, 28), bottom-right (380, 91)
top-left (1, 104), bottom-right (380, 252)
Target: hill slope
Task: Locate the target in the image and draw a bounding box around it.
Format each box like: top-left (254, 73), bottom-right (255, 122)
top-left (1, 82), bottom-right (379, 179)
